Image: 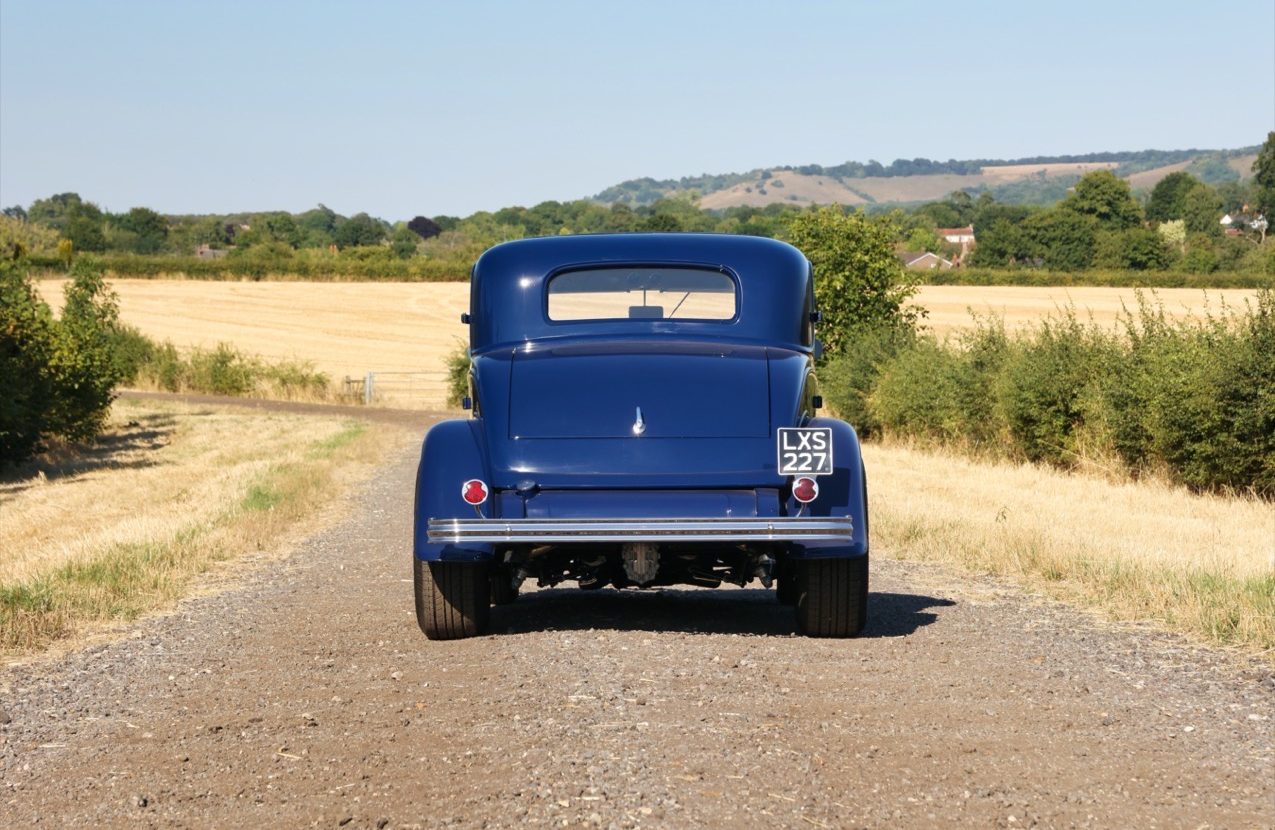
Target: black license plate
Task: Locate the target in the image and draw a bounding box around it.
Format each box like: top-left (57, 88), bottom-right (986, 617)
top-left (776, 427), bottom-right (833, 476)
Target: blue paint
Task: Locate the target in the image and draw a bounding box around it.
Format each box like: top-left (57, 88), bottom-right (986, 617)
top-left (414, 233), bottom-right (867, 566)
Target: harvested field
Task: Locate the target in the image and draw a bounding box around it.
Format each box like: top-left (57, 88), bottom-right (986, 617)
top-left (913, 284), bottom-right (1260, 337)
top-left (37, 281), bottom-right (1260, 407)
top-left (977, 160), bottom-right (1119, 181)
top-left (39, 279), bottom-right (473, 407)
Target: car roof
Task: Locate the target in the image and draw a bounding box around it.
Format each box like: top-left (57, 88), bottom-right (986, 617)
top-left (468, 233), bottom-right (812, 352)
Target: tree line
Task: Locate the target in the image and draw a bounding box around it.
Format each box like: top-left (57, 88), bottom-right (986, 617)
top-left (3, 135), bottom-right (1273, 281)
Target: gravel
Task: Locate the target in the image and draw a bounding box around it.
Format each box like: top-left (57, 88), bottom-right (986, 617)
top-left (1, 427), bottom-right (1271, 828)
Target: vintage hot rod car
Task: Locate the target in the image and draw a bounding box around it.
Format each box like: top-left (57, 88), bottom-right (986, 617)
top-left (413, 234), bottom-right (869, 639)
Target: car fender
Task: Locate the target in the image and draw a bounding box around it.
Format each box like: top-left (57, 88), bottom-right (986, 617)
top-left (784, 416), bottom-right (869, 559)
top-left (413, 419), bottom-right (496, 563)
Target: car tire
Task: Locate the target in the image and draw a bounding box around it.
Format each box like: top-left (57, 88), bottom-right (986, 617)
top-left (414, 558), bottom-right (490, 640)
top-left (794, 555), bottom-right (868, 638)
top-left (490, 563), bottom-right (519, 605)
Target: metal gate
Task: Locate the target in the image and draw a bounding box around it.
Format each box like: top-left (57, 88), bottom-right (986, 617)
top-left (351, 371), bottom-right (449, 409)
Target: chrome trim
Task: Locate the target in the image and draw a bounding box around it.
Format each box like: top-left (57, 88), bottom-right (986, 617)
top-left (427, 516), bottom-right (853, 544)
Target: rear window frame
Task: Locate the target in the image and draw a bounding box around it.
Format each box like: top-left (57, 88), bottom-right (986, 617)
top-left (542, 263), bottom-right (742, 326)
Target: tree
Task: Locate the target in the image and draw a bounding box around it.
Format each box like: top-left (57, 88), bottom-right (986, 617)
top-left (27, 193), bottom-right (86, 229)
top-left (1093, 228), bottom-right (1170, 270)
top-left (333, 213), bottom-right (387, 249)
top-left (390, 226), bottom-right (420, 259)
top-left (1146, 172), bottom-right (1200, 222)
top-left (969, 220), bottom-right (1023, 266)
top-left (1061, 170), bottom-right (1142, 229)
top-left (784, 206), bottom-right (920, 356)
top-left (1157, 219), bottom-right (1187, 252)
top-left (905, 227), bottom-right (943, 254)
top-left (0, 215), bottom-right (59, 258)
top-left (0, 258), bottom-right (122, 463)
top-left (1253, 131), bottom-right (1275, 217)
top-left (0, 261), bottom-right (56, 461)
top-left (63, 203), bottom-right (107, 252)
top-left (2, 205), bottom-right (27, 221)
top-left (113, 207), bottom-right (168, 254)
top-left (1020, 208), bottom-right (1097, 270)
top-left (640, 213), bottom-right (682, 232)
top-left (297, 204), bottom-right (339, 248)
top-left (1182, 183), bottom-right (1223, 236)
top-left (46, 259), bottom-right (123, 440)
top-left (407, 215), bottom-right (442, 240)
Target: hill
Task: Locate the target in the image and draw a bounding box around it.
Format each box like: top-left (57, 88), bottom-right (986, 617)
top-left (594, 147), bottom-right (1259, 210)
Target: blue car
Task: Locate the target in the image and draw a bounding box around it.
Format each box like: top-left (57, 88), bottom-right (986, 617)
top-left (413, 233), bottom-right (869, 639)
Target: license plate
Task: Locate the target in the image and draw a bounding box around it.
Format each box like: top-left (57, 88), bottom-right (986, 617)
top-left (776, 427), bottom-right (833, 476)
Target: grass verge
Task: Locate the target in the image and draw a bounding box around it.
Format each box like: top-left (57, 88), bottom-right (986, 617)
top-left (865, 441), bottom-right (1275, 653)
top-left (0, 400), bottom-right (392, 653)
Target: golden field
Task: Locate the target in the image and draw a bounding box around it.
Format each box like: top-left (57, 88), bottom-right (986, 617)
top-left (0, 398), bottom-right (398, 653)
top-left (37, 279), bottom-right (1262, 408)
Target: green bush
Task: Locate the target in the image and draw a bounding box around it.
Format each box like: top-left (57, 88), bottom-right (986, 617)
top-left (131, 340), bottom-right (330, 399)
top-left (871, 319), bottom-right (1009, 448)
top-left (825, 291), bottom-right (1274, 495)
top-left (995, 313), bottom-right (1116, 466)
top-left (818, 324), bottom-right (914, 437)
top-left (0, 259), bottom-right (124, 463)
top-left (924, 266), bottom-right (1272, 289)
top-left (784, 207), bottom-right (920, 356)
top-left (107, 325), bottom-right (155, 384)
top-left (0, 262), bottom-right (58, 461)
top-left (1104, 295), bottom-right (1274, 492)
top-left (446, 342), bottom-right (470, 408)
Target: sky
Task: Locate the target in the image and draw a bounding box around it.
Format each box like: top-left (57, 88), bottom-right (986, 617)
top-left (1, 0), bottom-right (1272, 220)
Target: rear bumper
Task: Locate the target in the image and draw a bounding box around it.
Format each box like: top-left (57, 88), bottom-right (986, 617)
top-left (426, 516), bottom-right (853, 544)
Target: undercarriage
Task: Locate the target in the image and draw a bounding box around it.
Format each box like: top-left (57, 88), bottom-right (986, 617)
top-left (499, 542), bottom-right (780, 592)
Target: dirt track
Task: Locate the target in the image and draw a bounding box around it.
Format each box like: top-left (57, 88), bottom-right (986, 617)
top-left (1, 415), bottom-right (1272, 828)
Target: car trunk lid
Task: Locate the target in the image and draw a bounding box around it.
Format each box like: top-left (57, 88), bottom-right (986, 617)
top-left (508, 341), bottom-right (770, 439)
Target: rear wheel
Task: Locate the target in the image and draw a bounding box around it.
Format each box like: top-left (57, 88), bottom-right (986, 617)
top-left (794, 555), bottom-right (868, 638)
top-left (414, 558), bottom-right (491, 640)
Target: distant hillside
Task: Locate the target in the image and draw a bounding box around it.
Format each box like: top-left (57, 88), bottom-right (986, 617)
top-left (594, 147), bottom-right (1259, 210)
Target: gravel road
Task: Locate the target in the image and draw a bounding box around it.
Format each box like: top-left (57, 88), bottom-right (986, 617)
top-left (2, 421), bottom-right (1271, 828)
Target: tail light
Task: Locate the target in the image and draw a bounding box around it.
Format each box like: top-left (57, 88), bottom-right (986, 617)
top-left (461, 479), bottom-right (489, 506)
top-left (792, 477), bottom-right (819, 504)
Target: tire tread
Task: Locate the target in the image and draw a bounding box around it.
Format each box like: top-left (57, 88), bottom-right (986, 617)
top-left (795, 555), bottom-right (868, 638)
top-left (414, 559), bottom-right (490, 640)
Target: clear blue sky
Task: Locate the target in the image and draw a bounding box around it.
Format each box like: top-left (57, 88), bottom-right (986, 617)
top-left (2, 0), bottom-right (1272, 219)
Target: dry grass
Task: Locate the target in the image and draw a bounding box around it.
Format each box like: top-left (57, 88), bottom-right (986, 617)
top-left (864, 441), bottom-right (1275, 652)
top-left (0, 398), bottom-right (397, 653)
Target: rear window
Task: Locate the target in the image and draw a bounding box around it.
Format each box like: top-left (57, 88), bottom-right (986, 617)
top-left (547, 267), bottom-right (736, 322)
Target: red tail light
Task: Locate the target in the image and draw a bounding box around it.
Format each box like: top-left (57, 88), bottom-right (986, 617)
top-left (461, 479), bottom-right (489, 505)
top-left (792, 477), bottom-right (819, 504)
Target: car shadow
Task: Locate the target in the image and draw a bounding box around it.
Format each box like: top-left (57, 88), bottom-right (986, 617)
top-left (0, 413), bottom-right (175, 496)
top-left (493, 588), bottom-right (954, 638)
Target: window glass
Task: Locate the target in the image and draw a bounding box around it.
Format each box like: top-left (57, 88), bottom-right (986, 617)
top-left (547, 267), bottom-right (736, 321)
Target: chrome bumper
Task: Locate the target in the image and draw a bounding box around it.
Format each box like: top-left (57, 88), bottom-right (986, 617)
top-left (426, 516), bottom-right (853, 544)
